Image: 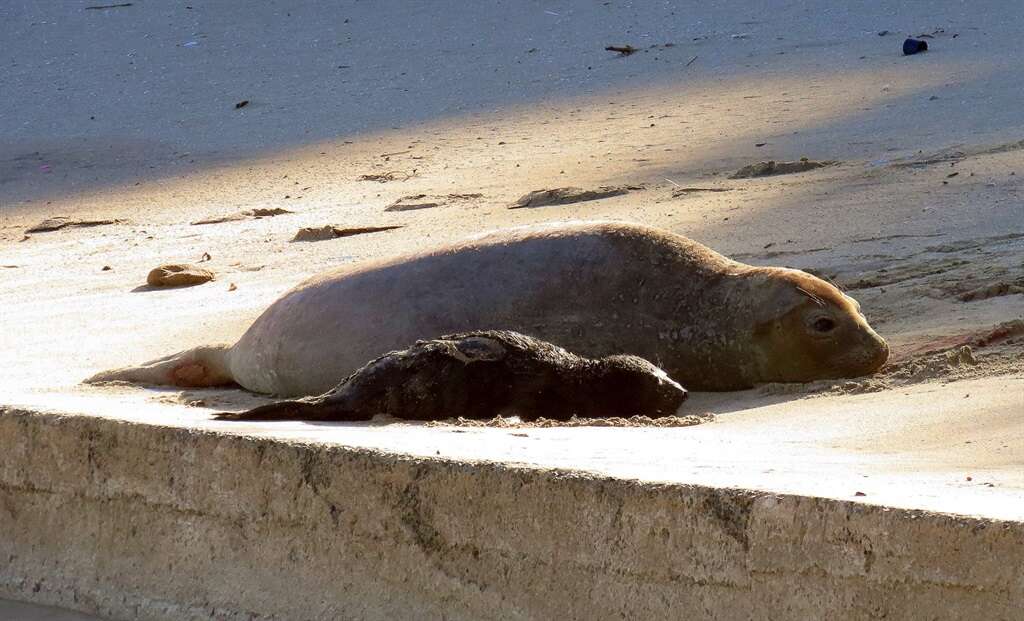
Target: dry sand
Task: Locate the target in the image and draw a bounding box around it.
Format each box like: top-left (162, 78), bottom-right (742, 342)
top-left (1, 1), bottom-right (1021, 518)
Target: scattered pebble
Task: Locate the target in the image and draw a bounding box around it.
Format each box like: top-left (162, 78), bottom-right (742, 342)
top-left (146, 264), bottom-right (214, 288)
top-left (903, 38), bottom-right (928, 55)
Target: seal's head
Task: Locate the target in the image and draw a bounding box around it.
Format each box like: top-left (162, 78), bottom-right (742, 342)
top-left (748, 268), bottom-right (889, 384)
top-left (588, 355), bottom-right (688, 416)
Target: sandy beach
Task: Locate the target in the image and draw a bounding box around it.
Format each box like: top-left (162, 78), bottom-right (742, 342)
top-left (2, 1), bottom-right (1022, 514)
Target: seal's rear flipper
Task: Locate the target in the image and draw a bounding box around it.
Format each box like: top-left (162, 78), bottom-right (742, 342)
top-left (84, 345), bottom-right (234, 388)
top-left (214, 399), bottom-right (367, 422)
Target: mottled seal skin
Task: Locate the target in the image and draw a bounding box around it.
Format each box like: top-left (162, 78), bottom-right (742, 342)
top-left (215, 331), bottom-right (687, 422)
top-left (87, 221), bottom-right (889, 395)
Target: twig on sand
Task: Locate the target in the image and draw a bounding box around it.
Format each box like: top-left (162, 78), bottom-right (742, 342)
top-left (605, 45), bottom-right (637, 56)
top-left (85, 3), bottom-right (133, 9)
top-left (358, 170), bottom-right (417, 183)
top-left (671, 187), bottom-right (733, 198)
top-left (685, 55), bottom-right (698, 67)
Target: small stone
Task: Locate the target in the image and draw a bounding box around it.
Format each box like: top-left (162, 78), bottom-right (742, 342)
top-left (146, 264), bottom-right (214, 287)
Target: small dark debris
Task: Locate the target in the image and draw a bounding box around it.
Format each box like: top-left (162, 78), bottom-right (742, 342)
top-left (234, 100), bottom-right (249, 109)
top-left (755, 142), bottom-right (766, 147)
top-left (101, 265), bottom-right (112, 271)
top-left (510, 186), bottom-right (638, 209)
top-left (854, 491), bottom-right (867, 497)
top-left (671, 187), bottom-right (733, 197)
top-left (605, 45), bottom-right (637, 56)
top-left (877, 30), bottom-right (891, 36)
top-left (729, 159), bottom-right (835, 179)
top-left (903, 38), bottom-right (928, 55)
top-left (25, 217), bottom-right (123, 234)
top-left (947, 172), bottom-right (959, 178)
top-left (199, 252), bottom-right (212, 262)
top-left (358, 170), bottom-right (417, 183)
top-left (191, 207), bottom-right (292, 225)
top-left (85, 2), bottom-right (132, 9)
top-left (385, 194), bottom-right (441, 212)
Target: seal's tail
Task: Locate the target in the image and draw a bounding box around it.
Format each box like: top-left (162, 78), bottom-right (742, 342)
top-left (84, 345), bottom-right (235, 388)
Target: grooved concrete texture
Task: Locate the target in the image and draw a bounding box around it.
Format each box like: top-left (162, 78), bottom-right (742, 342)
top-left (2, 407), bottom-right (1021, 621)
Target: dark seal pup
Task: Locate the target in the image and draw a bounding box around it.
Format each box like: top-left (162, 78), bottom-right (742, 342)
top-left (88, 221), bottom-right (889, 395)
top-left (215, 331), bottom-right (688, 422)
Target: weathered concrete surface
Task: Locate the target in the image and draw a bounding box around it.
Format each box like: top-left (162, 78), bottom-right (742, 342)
top-left (0, 598), bottom-right (102, 621)
top-left (2, 407), bottom-right (1022, 621)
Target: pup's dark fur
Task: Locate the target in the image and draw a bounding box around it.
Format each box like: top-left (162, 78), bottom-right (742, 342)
top-left (216, 331), bottom-right (687, 422)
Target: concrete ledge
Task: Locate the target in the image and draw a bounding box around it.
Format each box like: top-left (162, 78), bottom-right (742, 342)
top-left (2, 407), bottom-right (1022, 620)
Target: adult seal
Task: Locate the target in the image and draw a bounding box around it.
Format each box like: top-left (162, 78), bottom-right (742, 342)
top-left (215, 330), bottom-right (688, 422)
top-left (87, 221), bottom-right (889, 395)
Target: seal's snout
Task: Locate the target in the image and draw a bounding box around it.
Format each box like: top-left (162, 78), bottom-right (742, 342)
top-left (659, 376), bottom-right (688, 404)
top-left (839, 325), bottom-right (889, 377)
top-left (864, 330), bottom-right (890, 372)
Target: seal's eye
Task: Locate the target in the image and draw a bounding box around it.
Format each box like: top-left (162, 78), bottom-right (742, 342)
top-left (812, 317), bottom-right (836, 333)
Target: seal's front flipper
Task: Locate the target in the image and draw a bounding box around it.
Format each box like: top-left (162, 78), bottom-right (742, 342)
top-left (214, 399), bottom-right (370, 422)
